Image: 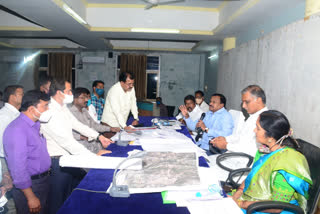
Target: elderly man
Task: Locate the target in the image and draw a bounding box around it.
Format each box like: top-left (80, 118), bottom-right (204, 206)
top-left (70, 87), bottom-right (120, 153)
top-left (101, 72), bottom-right (139, 131)
top-left (211, 85), bottom-right (268, 158)
top-left (195, 90), bottom-right (209, 112)
top-left (0, 85), bottom-right (24, 214)
top-left (176, 95), bottom-right (203, 128)
top-left (180, 93), bottom-right (234, 152)
top-left (41, 79), bottom-right (113, 214)
top-left (4, 90), bottom-right (51, 214)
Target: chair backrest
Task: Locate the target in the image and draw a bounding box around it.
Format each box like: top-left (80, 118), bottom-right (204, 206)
top-left (297, 139), bottom-right (320, 214)
top-left (166, 106), bottom-right (175, 117)
top-left (228, 109), bottom-right (245, 135)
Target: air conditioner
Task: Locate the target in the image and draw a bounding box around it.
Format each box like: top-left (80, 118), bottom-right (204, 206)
top-left (82, 56), bottom-right (105, 64)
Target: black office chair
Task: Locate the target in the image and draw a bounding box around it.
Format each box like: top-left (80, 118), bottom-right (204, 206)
top-left (244, 139), bottom-right (320, 214)
top-left (166, 106), bottom-right (175, 117)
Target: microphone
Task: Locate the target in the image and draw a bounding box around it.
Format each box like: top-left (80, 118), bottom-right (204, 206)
top-left (109, 151), bottom-right (146, 198)
top-left (195, 113), bottom-right (206, 142)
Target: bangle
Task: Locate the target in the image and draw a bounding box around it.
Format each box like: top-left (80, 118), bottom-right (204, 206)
top-left (237, 200), bottom-right (242, 207)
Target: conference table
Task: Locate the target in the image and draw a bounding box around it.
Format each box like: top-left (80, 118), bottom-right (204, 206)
top-left (58, 116), bottom-right (209, 214)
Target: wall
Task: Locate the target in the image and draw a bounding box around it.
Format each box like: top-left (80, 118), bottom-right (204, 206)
top-left (203, 50), bottom-right (220, 102)
top-left (0, 50), bottom-right (37, 92)
top-left (217, 15), bottom-right (320, 146)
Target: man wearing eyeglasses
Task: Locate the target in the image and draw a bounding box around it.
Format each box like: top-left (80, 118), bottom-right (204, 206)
top-left (101, 72), bottom-right (139, 131)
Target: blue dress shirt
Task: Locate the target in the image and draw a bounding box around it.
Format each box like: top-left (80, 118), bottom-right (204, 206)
top-left (185, 107), bottom-right (234, 150)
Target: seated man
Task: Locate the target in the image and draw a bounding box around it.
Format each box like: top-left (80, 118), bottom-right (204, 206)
top-left (101, 72), bottom-right (139, 130)
top-left (180, 93), bottom-right (234, 152)
top-left (4, 90), bottom-right (51, 214)
top-left (195, 90), bottom-right (209, 112)
top-left (69, 87), bottom-right (120, 153)
top-left (156, 97), bottom-right (168, 117)
top-left (211, 85), bottom-right (268, 158)
top-left (176, 95), bottom-right (203, 127)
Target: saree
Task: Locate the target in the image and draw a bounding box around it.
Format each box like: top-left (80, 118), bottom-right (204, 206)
top-left (240, 147), bottom-right (312, 214)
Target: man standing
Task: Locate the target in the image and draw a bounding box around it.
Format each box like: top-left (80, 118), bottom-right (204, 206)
top-left (211, 85), bottom-right (268, 158)
top-left (70, 87), bottom-right (120, 153)
top-left (176, 95), bottom-right (203, 128)
top-left (41, 79), bottom-right (113, 214)
top-left (181, 93), bottom-right (234, 152)
top-left (195, 90), bottom-right (209, 112)
top-left (38, 74), bottom-right (52, 95)
top-left (101, 72), bottom-right (139, 130)
top-left (4, 90), bottom-right (51, 214)
top-left (91, 80), bottom-right (105, 121)
top-left (0, 85), bottom-right (24, 214)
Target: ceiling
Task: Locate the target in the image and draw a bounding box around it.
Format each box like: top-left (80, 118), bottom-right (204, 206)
top-left (0, 0), bottom-right (305, 52)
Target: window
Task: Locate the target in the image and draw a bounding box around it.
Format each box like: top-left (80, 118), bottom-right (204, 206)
top-left (116, 55), bottom-right (160, 100)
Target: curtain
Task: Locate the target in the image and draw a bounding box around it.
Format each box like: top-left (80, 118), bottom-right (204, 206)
top-left (48, 53), bottom-right (73, 82)
top-left (120, 54), bottom-right (147, 100)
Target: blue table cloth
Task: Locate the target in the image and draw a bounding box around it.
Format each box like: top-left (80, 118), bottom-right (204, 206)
top-left (58, 116), bottom-right (209, 214)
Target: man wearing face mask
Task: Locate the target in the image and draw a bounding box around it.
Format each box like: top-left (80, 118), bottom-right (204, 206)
top-left (0, 85), bottom-right (24, 214)
top-left (91, 80), bottom-right (105, 121)
top-left (155, 97), bottom-right (168, 117)
top-left (40, 79), bottom-right (113, 214)
top-left (101, 72), bottom-right (139, 131)
top-left (3, 90), bottom-right (51, 214)
top-left (195, 90), bottom-right (209, 113)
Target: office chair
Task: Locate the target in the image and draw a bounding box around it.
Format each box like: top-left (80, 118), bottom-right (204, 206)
top-left (166, 106), bottom-right (175, 117)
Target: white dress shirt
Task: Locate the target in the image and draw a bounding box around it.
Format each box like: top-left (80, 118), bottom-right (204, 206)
top-left (0, 103), bottom-right (20, 157)
top-left (226, 107), bottom-right (268, 157)
top-left (176, 105), bottom-right (204, 131)
top-left (198, 101), bottom-right (209, 113)
top-left (101, 82), bottom-right (139, 128)
top-left (41, 98), bottom-right (99, 157)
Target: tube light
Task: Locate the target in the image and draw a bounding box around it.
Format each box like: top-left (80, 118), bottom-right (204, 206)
top-left (62, 4), bottom-right (87, 25)
top-left (208, 54), bottom-right (218, 59)
top-left (131, 28), bottom-right (180, 34)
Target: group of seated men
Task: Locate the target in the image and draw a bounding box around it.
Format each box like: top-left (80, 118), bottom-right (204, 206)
top-left (0, 71), bottom-right (140, 214)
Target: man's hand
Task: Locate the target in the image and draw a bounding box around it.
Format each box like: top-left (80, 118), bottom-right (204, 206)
top-left (28, 195), bottom-right (41, 213)
top-left (210, 136), bottom-right (227, 149)
top-left (179, 105), bottom-right (189, 118)
top-left (110, 127), bottom-right (120, 132)
top-left (97, 150), bottom-right (112, 156)
top-left (124, 126), bottom-right (134, 131)
top-left (131, 120), bottom-right (139, 126)
top-left (98, 135), bottom-right (114, 148)
top-left (196, 120), bottom-right (206, 131)
top-left (2, 172), bottom-right (13, 191)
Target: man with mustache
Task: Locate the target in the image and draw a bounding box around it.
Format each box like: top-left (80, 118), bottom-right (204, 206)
top-left (180, 93), bottom-right (234, 153)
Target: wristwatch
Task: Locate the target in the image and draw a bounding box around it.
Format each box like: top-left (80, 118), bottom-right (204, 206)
top-left (205, 128), bottom-right (209, 133)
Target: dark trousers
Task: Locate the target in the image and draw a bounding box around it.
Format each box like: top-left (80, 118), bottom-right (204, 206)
top-left (47, 157), bottom-right (86, 214)
top-left (12, 175), bottom-right (49, 214)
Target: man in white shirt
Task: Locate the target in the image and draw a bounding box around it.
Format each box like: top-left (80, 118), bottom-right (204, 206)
top-left (101, 72), bottom-right (139, 131)
top-left (210, 85), bottom-right (268, 180)
top-left (40, 79), bottom-right (113, 214)
top-left (176, 95), bottom-right (203, 131)
top-left (195, 90), bottom-right (209, 112)
top-left (0, 85), bottom-right (24, 214)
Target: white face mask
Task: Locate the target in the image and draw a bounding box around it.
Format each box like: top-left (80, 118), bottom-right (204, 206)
top-left (33, 107), bottom-right (53, 123)
top-left (195, 98), bottom-right (202, 105)
top-left (63, 93), bottom-right (74, 104)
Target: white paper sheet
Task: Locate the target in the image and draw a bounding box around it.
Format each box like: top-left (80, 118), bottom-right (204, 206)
top-left (187, 198), bottom-right (243, 214)
top-left (59, 154), bottom-right (143, 170)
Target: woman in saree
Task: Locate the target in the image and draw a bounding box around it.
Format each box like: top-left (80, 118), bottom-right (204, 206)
top-left (232, 110), bottom-right (312, 213)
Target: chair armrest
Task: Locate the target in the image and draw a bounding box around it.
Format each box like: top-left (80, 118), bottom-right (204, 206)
top-left (228, 168), bottom-right (251, 189)
top-left (216, 152), bottom-right (254, 172)
top-left (247, 201), bottom-right (304, 214)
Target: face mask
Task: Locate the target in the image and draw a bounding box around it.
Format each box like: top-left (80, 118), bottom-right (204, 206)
top-left (87, 99), bottom-right (92, 106)
top-left (195, 98), bottom-right (202, 105)
top-left (33, 107), bottom-right (53, 123)
top-left (95, 88), bottom-right (104, 96)
top-left (156, 101), bottom-right (161, 105)
top-left (63, 93), bottom-right (74, 104)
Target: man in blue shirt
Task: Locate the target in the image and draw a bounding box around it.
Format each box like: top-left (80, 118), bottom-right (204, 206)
top-left (180, 93), bottom-right (234, 152)
top-left (91, 80), bottom-right (105, 121)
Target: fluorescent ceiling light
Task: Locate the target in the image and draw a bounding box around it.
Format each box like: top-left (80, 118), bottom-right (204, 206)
top-left (208, 54), bottom-right (218, 59)
top-left (131, 28), bottom-right (180, 34)
top-left (62, 3), bottom-right (87, 25)
top-left (23, 51), bottom-right (41, 64)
